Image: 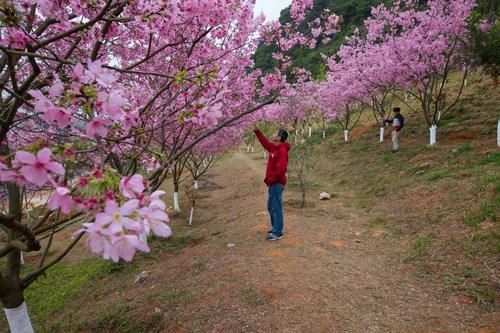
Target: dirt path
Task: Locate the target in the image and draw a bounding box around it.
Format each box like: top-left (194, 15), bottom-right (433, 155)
top-left (147, 150), bottom-right (497, 333)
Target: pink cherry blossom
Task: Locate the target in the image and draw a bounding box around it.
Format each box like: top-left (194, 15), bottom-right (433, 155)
top-left (72, 63), bottom-right (92, 84)
top-left (15, 148), bottom-right (64, 186)
top-left (119, 175), bottom-right (145, 199)
top-left (1, 28), bottom-right (30, 49)
top-left (47, 187), bottom-right (74, 214)
top-left (86, 59), bottom-right (116, 87)
top-left (94, 200), bottom-right (142, 235)
top-left (107, 235), bottom-right (150, 262)
top-left (139, 191), bottom-right (171, 237)
top-left (85, 116), bottom-right (111, 138)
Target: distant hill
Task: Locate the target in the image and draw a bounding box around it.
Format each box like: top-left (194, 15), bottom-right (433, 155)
top-left (252, 0), bottom-right (389, 79)
top-left (252, 0), bottom-right (499, 80)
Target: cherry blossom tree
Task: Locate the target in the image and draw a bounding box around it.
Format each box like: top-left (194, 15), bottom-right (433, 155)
top-left (0, 1), bottom-right (340, 331)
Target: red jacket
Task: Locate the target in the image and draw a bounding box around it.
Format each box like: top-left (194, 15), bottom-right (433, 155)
top-left (254, 129), bottom-right (290, 186)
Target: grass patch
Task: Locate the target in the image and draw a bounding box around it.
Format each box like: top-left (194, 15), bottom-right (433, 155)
top-left (461, 230), bottom-right (500, 259)
top-left (405, 233), bottom-right (436, 262)
top-left (482, 150), bottom-right (500, 165)
top-left (193, 260), bottom-right (207, 275)
top-left (86, 303), bottom-right (163, 333)
top-left (452, 142), bottom-right (473, 155)
top-left (21, 258), bottom-right (116, 328)
top-left (463, 202), bottom-right (497, 227)
top-left (350, 142), bottom-right (370, 153)
top-left (151, 234), bottom-right (197, 254)
top-left (161, 288), bottom-right (195, 306)
top-left (427, 170), bottom-right (456, 181)
top-left (238, 287), bottom-right (268, 306)
top-left (443, 266), bottom-right (497, 310)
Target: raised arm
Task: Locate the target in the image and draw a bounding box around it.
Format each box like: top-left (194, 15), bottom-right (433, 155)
top-left (254, 129), bottom-right (277, 152)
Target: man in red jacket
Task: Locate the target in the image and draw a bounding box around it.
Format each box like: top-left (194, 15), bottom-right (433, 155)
top-left (254, 126), bottom-right (290, 241)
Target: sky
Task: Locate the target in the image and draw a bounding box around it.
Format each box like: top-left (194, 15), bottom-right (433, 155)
top-left (254, 0), bottom-right (292, 21)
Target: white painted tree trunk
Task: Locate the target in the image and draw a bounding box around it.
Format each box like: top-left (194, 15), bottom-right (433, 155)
top-left (251, 146), bottom-right (254, 153)
top-left (20, 252), bottom-right (24, 265)
top-left (4, 302), bottom-right (34, 333)
top-left (308, 127), bottom-right (312, 137)
top-left (429, 125), bottom-right (437, 146)
top-left (497, 119), bottom-right (500, 147)
top-left (405, 92), bottom-right (408, 102)
top-left (264, 151), bottom-right (267, 159)
top-left (464, 78), bottom-right (467, 87)
top-left (246, 145), bottom-right (250, 153)
top-left (322, 130), bottom-right (326, 139)
top-left (344, 130), bottom-right (349, 142)
top-left (379, 127), bottom-right (385, 143)
top-left (139, 232), bottom-right (148, 244)
top-left (194, 180), bottom-right (199, 190)
top-left (173, 192), bottom-right (180, 212)
top-left (189, 206), bottom-right (194, 226)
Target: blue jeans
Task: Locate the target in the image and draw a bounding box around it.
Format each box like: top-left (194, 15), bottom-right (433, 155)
top-left (267, 184), bottom-right (284, 236)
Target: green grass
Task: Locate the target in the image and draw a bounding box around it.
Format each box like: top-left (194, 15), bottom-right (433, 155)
top-left (193, 260), bottom-right (207, 275)
top-left (22, 258), bottom-right (117, 327)
top-left (452, 142), bottom-right (473, 155)
top-left (238, 287), bottom-right (268, 307)
top-left (161, 288), bottom-right (195, 306)
top-left (151, 234), bottom-right (197, 254)
top-left (482, 150), bottom-right (500, 165)
top-left (443, 265), bottom-right (497, 310)
top-left (427, 170), bottom-right (457, 181)
top-left (463, 202), bottom-right (497, 227)
top-left (405, 233), bottom-right (436, 262)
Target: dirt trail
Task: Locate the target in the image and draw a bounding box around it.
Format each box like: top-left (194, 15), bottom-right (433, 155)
top-left (151, 151), bottom-right (497, 332)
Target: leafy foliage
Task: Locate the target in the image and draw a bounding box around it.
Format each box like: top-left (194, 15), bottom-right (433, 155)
top-left (253, 0), bottom-right (391, 79)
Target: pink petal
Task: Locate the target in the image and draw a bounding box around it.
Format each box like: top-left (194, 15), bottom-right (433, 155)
top-left (104, 200), bottom-right (118, 214)
top-left (37, 148), bottom-right (52, 164)
top-left (45, 161), bottom-right (65, 175)
top-left (20, 165), bottom-right (48, 186)
top-left (15, 151), bottom-right (37, 165)
top-left (150, 221), bottom-right (171, 238)
top-left (120, 199), bottom-right (139, 216)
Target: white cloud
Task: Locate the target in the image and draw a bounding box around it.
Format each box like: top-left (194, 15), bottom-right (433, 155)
top-left (254, 0), bottom-right (292, 21)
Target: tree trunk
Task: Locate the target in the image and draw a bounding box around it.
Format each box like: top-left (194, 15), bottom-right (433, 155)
top-left (189, 203), bottom-right (195, 226)
top-left (1, 182), bottom-right (34, 333)
top-left (173, 183), bottom-right (180, 212)
top-left (379, 127), bottom-right (385, 143)
top-left (300, 187), bottom-right (306, 209)
top-left (344, 130), bottom-right (349, 142)
top-left (3, 301), bottom-right (33, 333)
top-left (429, 125), bottom-right (437, 146)
top-left (497, 119), bottom-right (499, 147)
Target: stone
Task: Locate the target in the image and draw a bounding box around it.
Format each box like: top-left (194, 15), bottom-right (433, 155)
top-left (319, 192), bottom-right (331, 200)
top-left (134, 270), bottom-right (150, 284)
top-left (227, 243), bottom-right (236, 248)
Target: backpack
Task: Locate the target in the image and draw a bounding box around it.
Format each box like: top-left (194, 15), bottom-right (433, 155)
top-left (396, 114), bottom-right (405, 131)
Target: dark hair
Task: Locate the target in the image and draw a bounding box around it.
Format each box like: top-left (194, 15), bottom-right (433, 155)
top-left (393, 107), bottom-right (401, 113)
top-left (278, 128), bottom-right (288, 142)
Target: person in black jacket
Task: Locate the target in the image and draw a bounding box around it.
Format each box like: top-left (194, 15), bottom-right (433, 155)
top-left (385, 107), bottom-right (404, 153)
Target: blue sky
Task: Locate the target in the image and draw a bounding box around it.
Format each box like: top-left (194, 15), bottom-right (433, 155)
top-left (254, 0), bottom-right (292, 21)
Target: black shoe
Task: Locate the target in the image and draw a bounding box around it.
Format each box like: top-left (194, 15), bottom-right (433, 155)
top-left (391, 149), bottom-right (398, 154)
top-left (267, 230), bottom-right (273, 235)
top-left (266, 234), bottom-right (284, 241)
